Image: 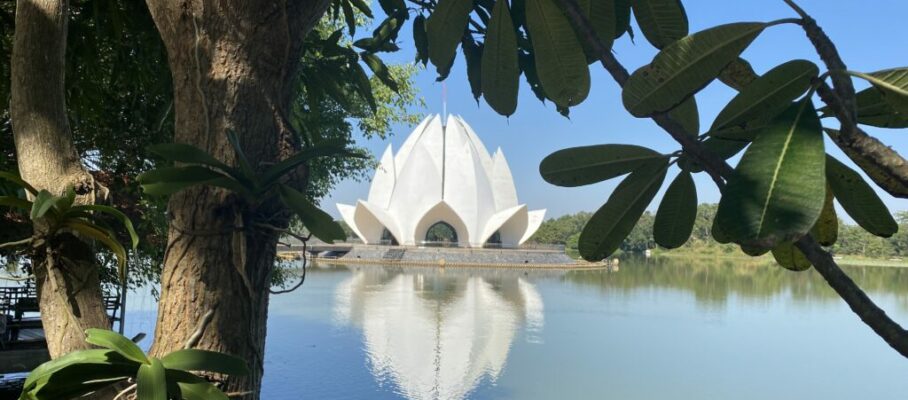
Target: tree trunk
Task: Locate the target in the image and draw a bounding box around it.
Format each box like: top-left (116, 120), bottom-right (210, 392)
top-left (10, 0), bottom-right (110, 358)
top-left (143, 1), bottom-right (329, 397)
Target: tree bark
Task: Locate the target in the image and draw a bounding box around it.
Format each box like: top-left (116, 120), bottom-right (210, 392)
top-left (143, 1), bottom-right (329, 397)
top-left (10, 0), bottom-right (110, 358)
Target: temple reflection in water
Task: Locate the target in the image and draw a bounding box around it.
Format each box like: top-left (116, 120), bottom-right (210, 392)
top-left (333, 267), bottom-right (546, 400)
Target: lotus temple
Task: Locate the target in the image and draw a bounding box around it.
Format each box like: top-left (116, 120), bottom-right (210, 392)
top-left (329, 114), bottom-right (577, 266)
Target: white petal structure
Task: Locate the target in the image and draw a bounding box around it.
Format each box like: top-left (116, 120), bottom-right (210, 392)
top-left (337, 114), bottom-right (545, 247)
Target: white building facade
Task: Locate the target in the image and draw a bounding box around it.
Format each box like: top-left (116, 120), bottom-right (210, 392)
top-left (337, 114), bottom-right (545, 248)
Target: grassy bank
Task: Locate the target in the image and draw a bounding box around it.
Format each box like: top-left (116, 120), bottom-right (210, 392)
top-left (643, 247), bottom-right (908, 268)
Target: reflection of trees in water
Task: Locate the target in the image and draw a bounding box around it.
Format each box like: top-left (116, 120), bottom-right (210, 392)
top-left (333, 266), bottom-right (546, 400)
top-left (564, 258), bottom-right (908, 311)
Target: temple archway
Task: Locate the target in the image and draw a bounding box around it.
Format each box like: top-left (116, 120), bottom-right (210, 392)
top-left (425, 221), bottom-right (458, 246)
top-left (381, 228), bottom-right (399, 245)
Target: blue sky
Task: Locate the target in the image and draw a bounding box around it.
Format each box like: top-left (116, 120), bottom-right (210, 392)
top-left (323, 0), bottom-right (908, 220)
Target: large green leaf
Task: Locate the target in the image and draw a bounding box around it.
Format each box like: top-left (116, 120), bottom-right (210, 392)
top-left (20, 350), bottom-right (137, 400)
top-left (826, 155), bottom-right (897, 237)
top-left (225, 130), bottom-right (255, 181)
top-left (653, 171), bottom-right (697, 249)
top-left (167, 370), bottom-right (229, 400)
top-left (525, 0), bottom-right (590, 108)
top-left (714, 100), bottom-right (825, 255)
top-left (852, 87), bottom-right (908, 128)
top-left (161, 349), bottom-right (249, 376)
top-left (622, 22), bottom-right (766, 116)
top-left (711, 59), bottom-right (818, 131)
top-left (30, 190), bottom-right (59, 220)
top-left (137, 166), bottom-right (233, 197)
top-left (0, 195), bottom-right (31, 210)
top-left (851, 68), bottom-right (908, 116)
top-left (413, 15), bottom-right (429, 65)
top-left (632, 0), bottom-right (688, 49)
top-left (277, 185), bottom-right (346, 243)
top-left (614, 0), bottom-right (632, 39)
top-left (579, 159), bottom-right (668, 260)
top-left (0, 171), bottom-right (38, 195)
top-left (85, 329), bottom-right (148, 364)
top-left (540, 144), bottom-right (665, 187)
top-left (137, 358), bottom-right (167, 400)
top-left (771, 242), bottom-right (811, 271)
top-left (71, 205), bottom-right (139, 249)
top-left (425, 0), bottom-right (473, 74)
top-left (361, 52), bottom-right (399, 91)
top-left (462, 38), bottom-right (483, 101)
top-left (577, 0), bottom-right (615, 55)
top-left (481, 0), bottom-right (519, 116)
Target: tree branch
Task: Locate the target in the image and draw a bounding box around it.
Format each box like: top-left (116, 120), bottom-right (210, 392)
top-left (784, 0), bottom-right (908, 197)
top-left (556, 0), bottom-right (908, 357)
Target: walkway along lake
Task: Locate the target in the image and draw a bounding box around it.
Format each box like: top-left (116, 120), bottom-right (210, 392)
top-left (120, 258), bottom-right (908, 399)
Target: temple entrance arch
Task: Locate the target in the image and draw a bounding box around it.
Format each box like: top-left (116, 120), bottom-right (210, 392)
top-left (381, 228), bottom-right (399, 245)
top-left (425, 221), bottom-right (458, 246)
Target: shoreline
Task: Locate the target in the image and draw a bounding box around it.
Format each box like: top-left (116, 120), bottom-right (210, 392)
top-left (650, 250), bottom-right (908, 268)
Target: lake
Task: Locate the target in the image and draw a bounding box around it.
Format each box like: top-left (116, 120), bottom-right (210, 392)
top-left (124, 258), bottom-right (908, 399)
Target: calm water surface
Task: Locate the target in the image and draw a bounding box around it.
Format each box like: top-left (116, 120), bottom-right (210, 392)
top-left (127, 259), bottom-right (908, 399)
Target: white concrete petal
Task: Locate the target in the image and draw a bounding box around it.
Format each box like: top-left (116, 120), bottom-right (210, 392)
top-left (388, 142), bottom-right (443, 243)
top-left (491, 149), bottom-right (519, 211)
top-left (443, 119), bottom-right (496, 245)
top-left (520, 209), bottom-right (547, 245)
top-left (336, 203), bottom-right (365, 242)
top-left (366, 144), bottom-right (396, 209)
top-left (412, 201), bottom-right (471, 245)
top-left (395, 114), bottom-right (441, 176)
top-left (358, 200), bottom-right (404, 245)
top-left (479, 205), bottom-right (527, 245)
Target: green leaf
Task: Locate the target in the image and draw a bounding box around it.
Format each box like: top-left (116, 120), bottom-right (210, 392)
top-left (623, 22), bottom-right (766, 116)
top-left (526, 0), bottom-right (590, 108)
top-left (668, 96), bottom-right (699, 136)
top-left (632, 0), bottom-right (688, 49)
top-left (579, 159), bottom-right (668, 260)
top-left (715, 100), bottom-right (825, 255)
top-left (277, 185), bottom-right (346, 243)
top-left (425, 0), bottom-right (473, 74)
top-left (614, 0), bottom-right (632, 39)
top-left (225, 130), bottom-right (256, 181)
top-left (161, 349), bottom-right (249, 376)
top-left (413, 15), bottom-right (430, 65)
top-left (711, 59), bottom-right (818, 131)
top-left (577, 0), bottom-right (615, 55)
top-left (137, 358), bottom-right (167, 400)
top-left (850, 68), bottom-right (908, 116)
top-left (63, 219), bottom-right (129, 280)
top-left (147, 143), bottom-right (232, 173)
top-left (341, 0), bottom-right (358, 36)
top-left (85, 329), bottom-right (148, 364)
top-left (540, 144), bottom-right (665, 187)
top-left (0, 171), bottom-right (38, 195)
top-left (462, 38), bottom-right (483, 101)
top-left (852, 87), bottom-right (908, 128)
top-left (811, 185), bottom-right (838, 246)
top-left (30, 190), bottom-right (55, 220)
top-left (653, 171), bottom-right (697, 249)
top-left (0, 195), bottom-right (31, 210)
top-left (826, 155), bottom-right (897, 237)
top-left (261, 142), bottom-right (361, 187)
top-left (166, 370), bottom-right (229, 400)
top-left (361, 52), bottom-right (399, 92)
top-left (137, 166), bottom-right (233, 197)
top-left (21, 350), bottom-right (137, 400)
top-left (677, 137), bottom-right (748, 173)
top-left (771, 242), bottom-right (811, 271)
top-left (481, 0), bottom-right (519, 116)
top-left (349, 0), bottom-right (374, 18)
top-left (70, 205), bottom-right (139, 249)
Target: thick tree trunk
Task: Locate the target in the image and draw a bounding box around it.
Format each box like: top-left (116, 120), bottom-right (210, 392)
top-left (10, 0), bottom-right (110, 358)
top-left (143, 1), bottom-right (329, 397)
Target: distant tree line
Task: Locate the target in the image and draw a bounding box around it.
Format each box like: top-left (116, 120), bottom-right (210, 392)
top-left (530, 205), bottom-right (908, 259)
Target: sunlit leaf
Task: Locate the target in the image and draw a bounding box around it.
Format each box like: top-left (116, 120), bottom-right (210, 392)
top-left (654, 171), bottom-right (697, 249)
top-left (30, 190), bottom-right (59, 220)
top-left (481, 0), bottom-right (519, 116)
top-left (715, 100), bottom-right (825, 255)
top-left (711, 59), bottom-right (818, 131)
top-left (540, 144), bottom-right (665, 187)
top-left (850, 68), bottom-right (908, 116)
top-left (579, 159), bottom-right (668, 260)
top-left (811, 185), bottom-right (838, 246)
top-left (63, 219), bottom-right (130, 280)
top-left (71, 205), bottom-right (140, 249)
top-left (826, 155), bottom-right (897, 237)
top-left (21, 350), bottom-right (137, 400)
top-left (632, 0), bottom-right (688, 49)
top-left (85, 329), bottom-right (148, 364)
top-left (137, 358), bottom-right (167, 400)
top-left (772, 242), bottom-right (811, 271)
top-left (623, 22), bottom-right (766, 116)
top-left (852, 87), bottom-right (908, 128)
top-left (161, 349), bottom-right (249, 376)
top-left (361, 52), bottom-right (399, 92)
top-left (526, 0), bottom-right (590, 108)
